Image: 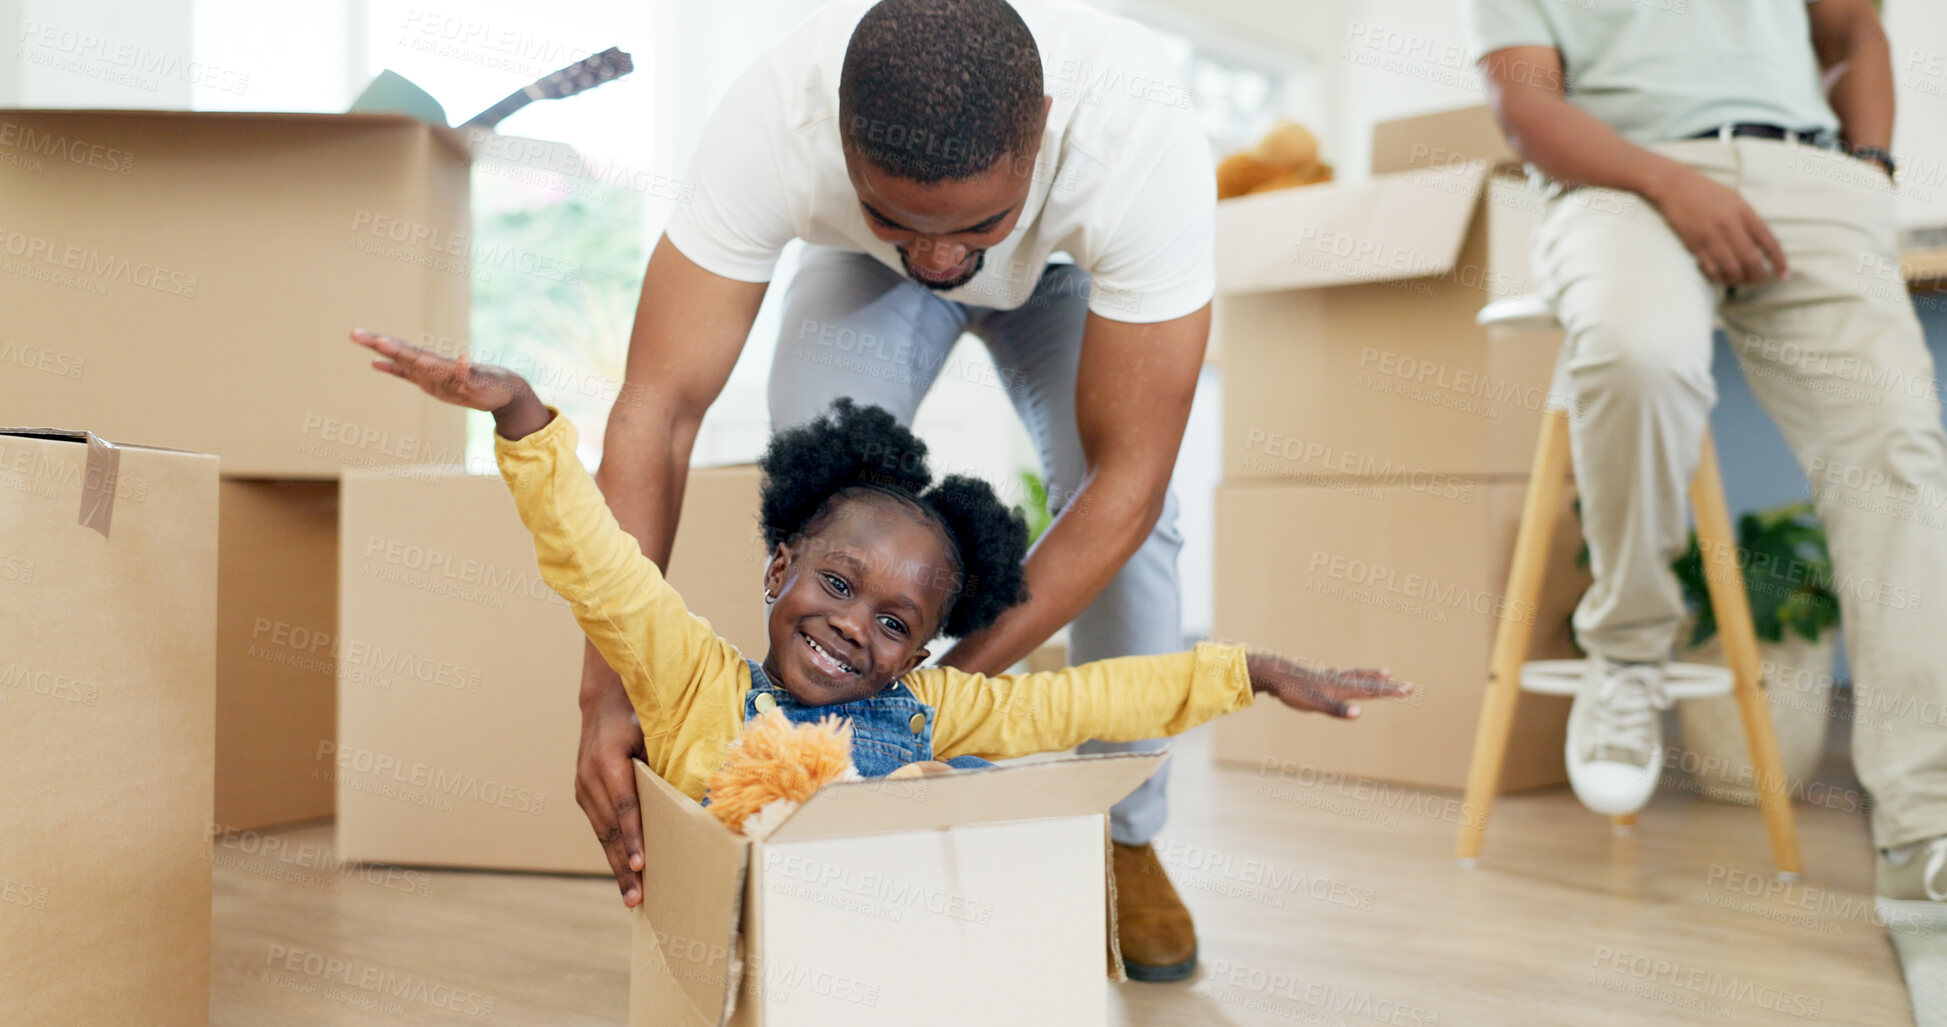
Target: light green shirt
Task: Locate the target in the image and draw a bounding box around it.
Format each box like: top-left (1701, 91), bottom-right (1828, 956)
top-left (1462, 0), bottom-right (1840, 146)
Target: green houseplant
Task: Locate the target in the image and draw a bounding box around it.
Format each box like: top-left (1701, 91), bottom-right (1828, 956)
top-left (1011, 470), bottom-right (1068, 671)
top-left (1670, 500), bottom-right (1842, 650)
top-left (1669, 500), bottom-right (1844, 804)
top-left (1016, 469), bottom-right (1055, 545)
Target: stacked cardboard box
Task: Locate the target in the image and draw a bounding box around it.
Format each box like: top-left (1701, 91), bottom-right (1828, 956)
top-left (216, 480), bottom-right (340, 828)
top-left (1208, 106), bottom-right (1587, 791)
top-left (336, 463), bottom-right (770, 873)
top-left (0, 109), bottom-right (473, 828)
top-left (0, 428), bottom-right (218, 1025)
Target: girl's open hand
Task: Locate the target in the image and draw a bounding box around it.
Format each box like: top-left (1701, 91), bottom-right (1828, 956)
top-left (353, 330), bottom-right (553, 440)
top-left (352, 330), bottom-right (526, 412)
top-left (1247, 651), bottom-right (1411, 719)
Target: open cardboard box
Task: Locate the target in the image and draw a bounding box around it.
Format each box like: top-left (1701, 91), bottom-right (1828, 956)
top-left (1213, 109), bottom-right (1556, 480)
top-left (630, 750), bottom-right (1167, 1026)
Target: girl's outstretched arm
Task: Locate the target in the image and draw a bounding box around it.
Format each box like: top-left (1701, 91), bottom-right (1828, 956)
top-left (910, 643), bottom-right (1410, 762)
top-left (351, 331), bottom-right (743, 744)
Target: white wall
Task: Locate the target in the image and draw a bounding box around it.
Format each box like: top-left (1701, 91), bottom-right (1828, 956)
top-left (0, 0), bottom-right (18, 105)
top-left (1329, 0), bottom-right (1481, 182)
top-left (1886, 0), bottom-right (1947, 230)
top-left (189, 0), bottom-right (361, 112)
top-left (6, 0), bottom-right (195, 107)
top-left (1138, 0), bottom-right (1480, 180)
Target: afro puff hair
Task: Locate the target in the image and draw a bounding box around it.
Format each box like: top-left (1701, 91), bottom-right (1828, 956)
top-left (758, 399), bottom-right (1030, 639)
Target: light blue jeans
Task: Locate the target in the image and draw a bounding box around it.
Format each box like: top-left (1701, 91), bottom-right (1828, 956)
top-left (768, 246), bottom-right (1183, 845)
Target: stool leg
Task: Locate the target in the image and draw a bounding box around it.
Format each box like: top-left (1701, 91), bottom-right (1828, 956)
top-left (1458, 409), bottom-right (1573, 862)
top-left (1690, 432), bottom-right (1803, 877)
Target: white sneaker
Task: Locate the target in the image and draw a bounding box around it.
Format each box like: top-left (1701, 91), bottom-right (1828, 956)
top-left (1566, 656), bottom-right (1673, 816)
top-left (1877, 836), bottom-right (1947, 933)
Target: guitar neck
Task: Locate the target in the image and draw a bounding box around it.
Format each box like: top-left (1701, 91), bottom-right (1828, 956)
top-left (457, 46), bottom-right (633, 132)
top-left (461, 88), bottom-right (538, 132)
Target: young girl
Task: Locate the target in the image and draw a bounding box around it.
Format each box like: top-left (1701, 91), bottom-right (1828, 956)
top-left (351, 331), bottom-right (1410, 804)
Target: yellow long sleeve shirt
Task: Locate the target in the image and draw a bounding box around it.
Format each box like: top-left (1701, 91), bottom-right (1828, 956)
top-left (494, 413), bottom-right (1257, 801)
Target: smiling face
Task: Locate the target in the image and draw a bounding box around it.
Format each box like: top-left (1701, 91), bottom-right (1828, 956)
top-left (841, 98), bottom-right (1049, 292)
top-left (759, 492), bottom-right (961, 705)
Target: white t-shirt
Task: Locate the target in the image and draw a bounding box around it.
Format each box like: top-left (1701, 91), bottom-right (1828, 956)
top-left (663, 0), bottom-right (1216, 324)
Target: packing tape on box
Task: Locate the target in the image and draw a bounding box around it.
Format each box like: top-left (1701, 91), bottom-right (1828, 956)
top-left (79, 432), bottom-right (121, 538)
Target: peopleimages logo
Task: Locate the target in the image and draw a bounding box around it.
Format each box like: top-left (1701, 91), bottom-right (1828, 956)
top-left (0, 438), bottom-right (150, 502)
top-left (1589, 946), bottom-right (1823, 1020)
top-left (0, 120), bottom-right (134, 174)
top-left (262, 945), bottom-right (494, 1018)
top-left (347, 209), bottom-right (581, 284)
top-left (250, 618), bottom-right (484, 693)
top-left (1239, 430), bottom-right (1477, 501)
top-left (1356, 347), bottom-right (1546, 411)
top-left (1306, 550), bottom-right (1534, 624)
top-left (1049, 58), bottom-right (1192, 111)
top-left (0, 339), bottom-right (85, 380)
top-left (0, 226), bottom-right (198, 297)
top-left (358, 535), bottom-right (566, 608)
top-left (315, 741), bottom-right (545, 815)
top-left (15, 20), bottom-right (250, 95)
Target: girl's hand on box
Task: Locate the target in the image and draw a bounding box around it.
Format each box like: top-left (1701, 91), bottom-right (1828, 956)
top-left (1247, 651), bottom-right (1410, 719)
top-left (352, 330), bottom-right (552, 440)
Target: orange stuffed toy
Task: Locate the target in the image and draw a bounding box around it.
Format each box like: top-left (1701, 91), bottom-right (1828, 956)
top-left (1216, 120), bottom-right (1334, 200)
top-left (704, 709), bottom-right (953, 839)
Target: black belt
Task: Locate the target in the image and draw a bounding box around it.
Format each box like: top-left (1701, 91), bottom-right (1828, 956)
top-left (1687, 123), bottom-right (1840, 149)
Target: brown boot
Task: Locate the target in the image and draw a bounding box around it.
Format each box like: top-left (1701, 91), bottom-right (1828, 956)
top-left (1111, 841), bottom-right (1198, 982)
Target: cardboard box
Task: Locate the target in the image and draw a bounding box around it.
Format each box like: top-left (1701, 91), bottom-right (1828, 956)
top-left (1369, 104), bottom-right (1519, 177)
top-left (0, 428), bottom-right (216, 1025)
top-left (335, 464), bottom-right (769, 873)
top-left (0, 110), bottom-right (467, 478)
top-left (1210, 479), bottom-right (1585, 791)
top-left (1215, 161), bottom-right (1560, 480)
top-left (631, 751), bottom-right (1166, 1026)
top-left (1025, 642), bottom-right (1067, 672)
top-left (216, 479), bottom-right (338, 830)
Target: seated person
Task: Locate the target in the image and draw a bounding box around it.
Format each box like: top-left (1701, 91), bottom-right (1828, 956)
top-left (1467, 0), bottom-right (1947, 930)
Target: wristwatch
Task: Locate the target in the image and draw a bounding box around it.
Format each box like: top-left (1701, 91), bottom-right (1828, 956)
top-left (1851, 145), bottom-right (1897, 179)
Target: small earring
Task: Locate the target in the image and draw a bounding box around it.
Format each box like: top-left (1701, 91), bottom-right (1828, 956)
top-left (762, 588), bottom-right (776, 604)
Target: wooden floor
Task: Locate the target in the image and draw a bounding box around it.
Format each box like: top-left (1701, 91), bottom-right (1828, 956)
top-left (212, 724), bottom-right (1915, 1026)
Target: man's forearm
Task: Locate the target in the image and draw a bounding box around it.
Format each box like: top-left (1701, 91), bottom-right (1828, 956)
top-left (1490, 81), bottom-right (1686, 201)
top-left (936, 468), bottom-right (1161, 675)
top-left (572, 240), bottom-right (765, 710)
top-left (592, 402), bottom-right (698, 569)
top-left (580, 402), bottom-right (699, 706)
top-left (1824, 16), bottom-right (1895, 152)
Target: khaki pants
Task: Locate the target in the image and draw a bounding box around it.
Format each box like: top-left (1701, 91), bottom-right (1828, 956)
top-left (1537, 137), bottom-right (1947, 849)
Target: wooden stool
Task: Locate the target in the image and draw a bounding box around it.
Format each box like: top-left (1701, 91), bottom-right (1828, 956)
top-left (1454, 297), bottom-right (1803, 878)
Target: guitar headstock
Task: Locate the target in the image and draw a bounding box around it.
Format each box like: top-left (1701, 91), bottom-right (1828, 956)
top-left (534, 46), bottom-right (634, 101)
top-left (460, 45), bottom-right (635, 130)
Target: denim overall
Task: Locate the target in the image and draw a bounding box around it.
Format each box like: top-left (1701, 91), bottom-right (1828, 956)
top-left (742, 659), bottom-right (991, 776)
